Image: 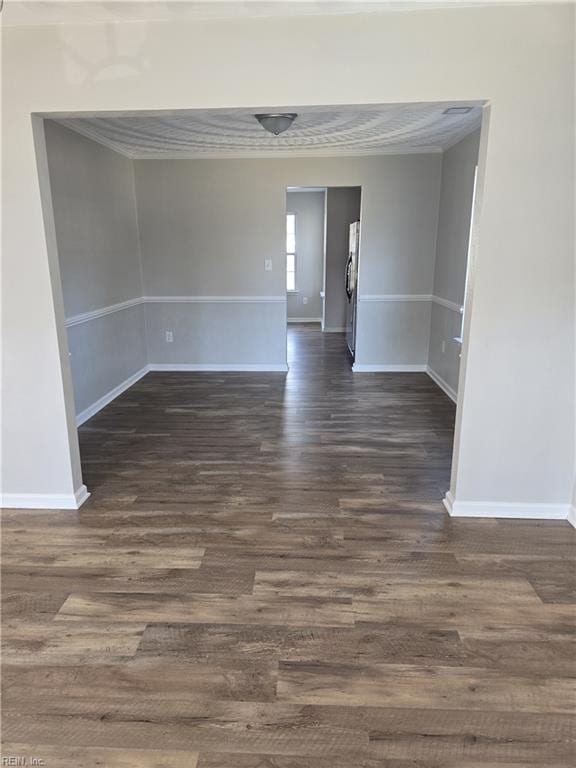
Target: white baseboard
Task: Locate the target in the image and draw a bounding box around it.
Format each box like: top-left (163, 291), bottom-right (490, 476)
top-left (1, 484), bottom-right (90, 511)
top-left (444, 491), bottom-right (572, 521)
top-left (288, 318), bottom-right (322, 324)
top-left (323, 327), bottom-right (346, 333)
top-left (426, 366), bottom-right (457, 403)
top-left (443, 491), bottom-right (456, 515)
top-left (148, 363), bottom-right (289, 372)
top-left (74, 484), bottom-right (91, 508)
top-left (76, 366), bottom-right (149, 426)
top-left (352, 363), bottom-right (427, 373)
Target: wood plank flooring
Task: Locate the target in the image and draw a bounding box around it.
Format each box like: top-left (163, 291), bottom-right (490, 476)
top-left (2, 325), bottom-right (575, 766)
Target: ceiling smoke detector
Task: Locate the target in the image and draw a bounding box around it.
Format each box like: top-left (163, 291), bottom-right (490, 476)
top-left (255, 113), bottom-right (298, 135)
top-left (443, 106), bottom-right (474, 115)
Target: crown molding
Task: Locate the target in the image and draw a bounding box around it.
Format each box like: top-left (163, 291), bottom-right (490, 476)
top-left (53, 119), bottom-right (134, 158)
top-left (127, 147), bottom-right (445, 160)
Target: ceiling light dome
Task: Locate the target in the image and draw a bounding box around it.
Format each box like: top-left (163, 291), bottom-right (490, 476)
top-left (255, 113), bottom-right (298, 136)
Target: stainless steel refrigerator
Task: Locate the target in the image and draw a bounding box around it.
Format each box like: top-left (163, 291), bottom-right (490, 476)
top-left (345, 220), bottom-right (360, 358)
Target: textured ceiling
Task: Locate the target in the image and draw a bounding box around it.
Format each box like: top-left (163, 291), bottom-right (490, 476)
top-left (1, 1), bottom-right (504, 28)
top-left (54, 104), bottom-right (483, 158)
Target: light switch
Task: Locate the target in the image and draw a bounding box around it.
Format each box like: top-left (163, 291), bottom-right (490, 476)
top-left (165, 331), bottom-right (174, 343)
top-left (265, 259), bottom-right (273, 271)
top-left (302, 297), bottom-right (308, 304)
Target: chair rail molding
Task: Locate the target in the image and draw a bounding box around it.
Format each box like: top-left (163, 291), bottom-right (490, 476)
top-left (358, 294), bottom-right (463, 313)
top-left (431, 295), bottom-right (463, 313)
top-left (353, 364), bottom-right (427, 372)
top-left (66, 295), bottom-right (464, 329)
top-left (65, 297), bottom-right (142, 328)
top-left (145, 295), bottom-right (287, 304)
top-left (359, 294), bottom-right (432, 303)
top-left (65, 295), bottom-right (288, 327)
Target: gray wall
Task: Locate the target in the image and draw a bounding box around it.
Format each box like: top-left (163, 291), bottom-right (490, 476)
top-left (134, 159), bottom-right (284, 297)
top-left (135, 155), bottom-right (441, 369)
top-left (428, 129), bottom-right (481, 396)
top-left (44, 121), bottom-right (147, 418)
top-left (324, 187), bottom-right (361, 331)
top-left (145, 301), bottom-right (286, 367)
top-left (286, 190), bottom-right (325, 321)
top-left (48, 144), bottom-right (442, 417)
top-left (134, 158), bottom-right (287, 367)
top-left (351, 155), bottom-right (442, 368)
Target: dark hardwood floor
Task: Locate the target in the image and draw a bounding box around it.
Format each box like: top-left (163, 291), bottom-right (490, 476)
top-left (2, 325), bottom-right (575, 766)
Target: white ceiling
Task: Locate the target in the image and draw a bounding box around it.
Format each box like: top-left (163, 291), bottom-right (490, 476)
top-left (1, 1), bottom-right (514, 28)
top-left (53, 103), bottom-right (483, 159)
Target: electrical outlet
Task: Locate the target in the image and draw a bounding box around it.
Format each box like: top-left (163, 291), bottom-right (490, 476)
top-left (441, 341), bottom-right (446, 354)
top-left (165, 331), bottom-right (174, 343)
top-left (302, 297), bottom-right (308, 305)
top-left (265, 259), bottom-right (272, 271)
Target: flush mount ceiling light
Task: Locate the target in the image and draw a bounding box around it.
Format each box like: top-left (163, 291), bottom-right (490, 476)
top-left (443, 106), bottom-right (474, 115)
top-left (255, 113), bottom-right (298, 135)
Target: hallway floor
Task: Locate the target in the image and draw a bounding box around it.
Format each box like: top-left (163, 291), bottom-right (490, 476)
top-left (2, 326), bottom-right (575, 766)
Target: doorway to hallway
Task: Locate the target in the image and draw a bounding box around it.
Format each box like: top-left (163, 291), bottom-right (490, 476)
top-left (285, 186), bottom-right (361, 369)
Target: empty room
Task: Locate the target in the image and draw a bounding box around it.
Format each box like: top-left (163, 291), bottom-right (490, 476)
top-left (1, 2), bottom-right (575, 767)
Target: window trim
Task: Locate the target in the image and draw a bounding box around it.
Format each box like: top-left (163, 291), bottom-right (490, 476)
top-left (286, 212), bottom-right (297, 293)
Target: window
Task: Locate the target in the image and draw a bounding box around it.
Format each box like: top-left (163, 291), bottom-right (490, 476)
top-left (286, 213), bottom-right (296, 291)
